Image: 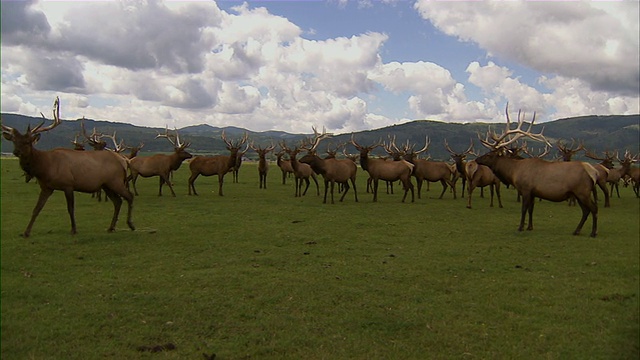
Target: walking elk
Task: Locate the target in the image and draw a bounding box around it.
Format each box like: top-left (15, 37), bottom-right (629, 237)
top-left (188, 131), bottom-right (248, 196)
top-left (1, 97), bottom-right (134, 237)
top-left (128, 127), bottom-right (192, 197)
top-left (475, 105), bottom-right (599, 237)
top-left (298, 127), bottom-right (359, 204)
top-left (250, 142), bottom-right (276, 189)
top-left (350, 135), bottom-right (414, 203)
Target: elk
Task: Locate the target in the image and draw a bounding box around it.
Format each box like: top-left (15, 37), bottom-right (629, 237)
top-left (188, 132), bottom-right (248, 196)
top-left (556, 139), bottom-right (584, 162)
top-left (275, 150), bottom-right (295, 185)
top-left (280, 142), bottom-right (320, 197)
top-left (128, 127), bottom-right (192, 197)
top-left (630, 165), bottom-right (640, 198)
top-left (445, 139), bottom-right (474, 198)
top-left (298, 127), bottom-right (359, 204)
top-left (475, 105), bottom-right (598, 237)
top-left (604, 151), bottom-right (634, 198)
top-left (398, 136), bottom-right (456, 200)
top-left (0, 97), bottom-right (134, 237)
top-left (250, 142), bottom-right (276, 189)
top-left (350, 135), bottom-right (414, 203)
top-left (583, 149), bottom-right (614, 207)
top-left (231, 145), bottom-right (248, 183)
top-left (463, 159), bottom-right (503, 209)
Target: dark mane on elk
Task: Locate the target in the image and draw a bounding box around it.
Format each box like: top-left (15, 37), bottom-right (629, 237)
top-left (128, 127), bottom-right (192, 197)
top-left (0, 97), bottom-right (134, 237)
top-left (188, 131), bottom-right (248, 196)
top-left (475, 104), bottom-right (599, 237)
top-left (298, 127), bottom-right (359, 204)
top-left (250, 141), bottom-right (276, 189)
top-left (350, 135), bottom-right (414, 203)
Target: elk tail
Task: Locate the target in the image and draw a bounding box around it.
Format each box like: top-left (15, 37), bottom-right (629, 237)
top-left (465, 161), bottom-right (478, 180)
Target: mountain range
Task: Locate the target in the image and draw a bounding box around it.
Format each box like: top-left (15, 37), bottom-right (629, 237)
top-left (1, 112), bottom-right (638, 161)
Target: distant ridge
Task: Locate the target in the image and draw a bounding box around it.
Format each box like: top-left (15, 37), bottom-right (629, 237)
top-left (1, 112), bottom-right (638, 161)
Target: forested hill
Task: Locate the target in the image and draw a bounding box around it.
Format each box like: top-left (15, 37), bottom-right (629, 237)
top-left (1, 112), bottom-right (638, 161)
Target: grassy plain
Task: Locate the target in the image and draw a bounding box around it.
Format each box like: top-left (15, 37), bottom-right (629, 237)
top-left (1, 158), bottom-right (639, 359)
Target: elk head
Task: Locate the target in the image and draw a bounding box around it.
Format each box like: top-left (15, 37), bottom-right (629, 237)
top-left (556, 139), bottom-right (584, 161)
top-left (584, 148), bottom-right (616, 169)
top-left (221, 130), bottom-right (248, 152)
top-left (2, 97), bottom-right (62, 177)
top-left (157, 126), bottom-right (192, 160)
top-left (444, 138), bottom-right (474, 163)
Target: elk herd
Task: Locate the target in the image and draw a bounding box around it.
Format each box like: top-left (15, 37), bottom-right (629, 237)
top-left (2, 98), bottom-right (639, 238)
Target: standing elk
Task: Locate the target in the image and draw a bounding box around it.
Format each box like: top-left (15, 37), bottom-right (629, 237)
top-left (1, 97), bottom-right (134, 237)
top-left (128, 127), bottom-right (192, 197)
top-left (398, 136), bottom-right (456, 200)
top-left (250, 142), bottom-right (276, 189)
top-left (604, 151), bottom-right (634, 198)
top-left (350, 135), bottom-right (414, 203)
top-left (475, 105), bottom-right (599, 237)
top-left (298, 127), bottom-right (359, 204)
top-left (188, 132), bottom-right (248, 196)
top-left (630, 164), bottom-right (640, 198)
top-left (463, 159), bottom-right (503, 209)
top-left (445, 139), bottom-right (474, 198)
top-left (583, 149), bottom-right (614, 207)
top-left (231, 145), bottom-right (248, 183)
top-left (280, 142), bottom-right (320, 197)
top-left (275, 150), bottom-right (295, 185)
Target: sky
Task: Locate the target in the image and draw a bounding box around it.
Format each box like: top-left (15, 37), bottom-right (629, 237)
top-left (1, 0), bottom-right (638, 134)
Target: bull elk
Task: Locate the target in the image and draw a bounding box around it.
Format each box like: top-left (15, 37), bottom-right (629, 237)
top-left (475, 105), bottom-right (598, 237)
top-left (250, 142), bottom-right (276, 189)
top-left (1, 97), bottom-right (134, 237)
top-left (298, 127), bottom-right (359, 204)
top-left (280, 142), bottom-right (320, 197)
top-left (399, 136), bottom-right (456, 200)
top-left (128, 127), bottom-right (192, 197)
top-left (188, 131), bottom-right (248, 196)
top-left (275, 150), bottom-right (294, 185)
top-left (350, 135), bottom-right (414, 203)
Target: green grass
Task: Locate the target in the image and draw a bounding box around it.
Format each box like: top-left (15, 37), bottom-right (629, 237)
top-left (2, 158), bottom-right (638, 359)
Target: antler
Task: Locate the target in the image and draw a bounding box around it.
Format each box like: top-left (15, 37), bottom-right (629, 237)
top-left (304, 126), bottom-right (332, 153)
top-left (444, 138), bottom-right (474, 156)
top-left (221, 130), bottom-right (248, 151)
top-left (480, 103), bottom-right (549, 150)
top-left (30, 97), bottom-right (62, 135)
top-left (157, 126), bottom-right (190, 149)
top-left (104, 132), bottom-right (127, 153)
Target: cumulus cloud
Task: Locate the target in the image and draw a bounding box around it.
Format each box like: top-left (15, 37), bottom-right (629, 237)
top-left (414, 0), bottom-right (640, 96)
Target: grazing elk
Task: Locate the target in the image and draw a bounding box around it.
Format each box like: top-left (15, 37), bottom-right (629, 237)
top-left (128, 127), bottom-right (192, 197)
top-left (399, 136), bottom-right (456, 200)
top-left (250, 142), bottom-right (276, 189)
top-left (445, 139), bottom-right (474, 198)
top-left (1, 97), bottom-right (134, 237)
top-left (350, 135), bottom-right (414, 203)
top-left (298, 128), bottom-right (359, 204)
top-left (275, 150), bottom-right (295, 185)
top-left (280, 142), bottom-right (320, 197)
top-left (475, 105), bottom-right (599, 237)
top-left (188, 132), bottom-right (248, 196)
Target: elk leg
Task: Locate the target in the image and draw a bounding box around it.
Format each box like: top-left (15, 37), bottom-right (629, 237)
top-left (351, 178), bottom-right (358, 202)
top-left (103, 188), bottom-right (122, 232)
top-left (416, 179), bottom-right (423, 199)
top-left (489, 185), bottom-right (494, 207)
top-left (161, 175), bottom-right (176, 197)
top-left (131, 174), bottom-right (140, 196)
top-left (466, 184), bottom-right (474, 209)
top-left (23, 188), bottom-right (54, 237)
top-left (302, 178), bottom-right (310, 196)
top-left (438, 180), bottom-right (447, 199)
top-left (527, 199), bottom-right (535, 231)
top-left (599, 181), bottom-right (610, 208)
top-left (518, 196), bottom-right (531, 231)
top-left (339, 181), bottom-right (349, 203)
top-left (407, 180), bottom-right (415, 203)
top-left (372, 179), bottom-right (379, 202)
top-left (495, 183), bottom-right (503, 208)
top-left (63, 189), bottom-right (77, 235)
top-left (218, 174), bottom-right (225, 196)
top-left (313, 176), bottom-right (320, 196)
top-left (188, 173), bottom-right (199, 195)
top-left (323, 179), bottom-right (330, 203)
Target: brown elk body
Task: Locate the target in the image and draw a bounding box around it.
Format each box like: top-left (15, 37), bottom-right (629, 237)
top-left (282, 144), bottom-right (320, 197)
top-left (350, 136), bottom-right (414, 203)
top-left (476, 105), bottom-right (598, 237)
top-left (630, 167), bottom-right (640, 197)
top-left (464, 160), bottom-right (503, 209)
top-left (275, 151), bottom-right (294, 185)
top-left (297, 128), bottom-right (358, 204)
top-left (251, 143), bottom-right (275, 189)
top-left (583, 149), bottom-right (613, 207)
top-left (445, 139), bottom-right (474, 198)
top-left (188, 132), bottom-right (248, 196)
top-left (1, 97), bottom-right (134, 237)
top-left (128, 128), bottom-right (192, 197)
top-left (605, 153), bottom-right (633, 198)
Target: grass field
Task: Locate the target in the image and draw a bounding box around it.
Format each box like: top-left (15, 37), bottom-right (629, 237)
top-left (2, 158), bottom-right (638, 359)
